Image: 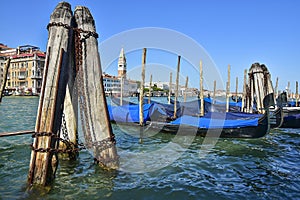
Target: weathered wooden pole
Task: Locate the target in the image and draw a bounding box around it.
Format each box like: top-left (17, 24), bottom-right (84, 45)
top-left (74, 5), bottom-right (118, 169)
top-left (296, 81), bottom-right (298, 106)
top-left (213, 80), bottom-right (216, 103)
top-left (241, 69), bottom-right (247, 112)
top-left (249, 71), bottom-right (254, 113)
top-left (199, 60), bottom-right (204, 116)
top-left (184, 76), bottom-right (189, 102)
top-left (235, 77), bottom-right (238, 103)
top-left (274, 77), bottom-right (279, 99)
top-left (226, 64), bottom-right (231, 112)
top-left (173, 55), bottom-right (181, 119)
top-left (287, 81), bottom-right (291, 98)
top-left (0, 59), bottom-right (10, 103)
top-left (139, 48), bottom-right (146, 144)
top-left (168, 72), bottom-right (172, 104)
top-left (139, 48), bottom-right (147, 126)
top-left (28, 2), bottom-right (73, 186)
top-left (59, 18), bottom-right (78, 160)
top-left (148, 74), bottom-right (152, 104)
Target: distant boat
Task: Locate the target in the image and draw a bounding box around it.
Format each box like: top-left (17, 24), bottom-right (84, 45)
top-left (1, 90), bottom-right (12, 96)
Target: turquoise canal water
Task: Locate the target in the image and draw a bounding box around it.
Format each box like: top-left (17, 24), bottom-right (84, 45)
top-left (1, 97), bottom-right (300, 199)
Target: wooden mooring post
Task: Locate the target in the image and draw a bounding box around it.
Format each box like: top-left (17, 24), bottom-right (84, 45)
top-left (139, 48), bottom-right (147, 143)
top-left (28, 2), bottom-right (73, 186)
top-left (74, 5), bottom-right (118, 168)
top-left (296, 81), bottom-right (298, 106)
top-left (0, 59), bottom-right (11, 103)
top-left (173, 55), bottom-right (181, 119)
top-left (148, 74), bottom-right (152, 104)
top-left (184, 76), bottom-right (189, 102)
top-left (235, 77), bottom-right (238, 103)
top-left (226, 64), bottom-right (231, 113)
top-left (168, 72), bottom-right (172, 104)
top-left (274, 77), bottom-right (279, 99)
top-left (139, 48), bottom-right (147, 126)
top-left (212, 80), bottom-right (216, 104)
top-left (241, 69), bottom-right (247, 112)
top-left (199, 60), bottom-right (204, 116)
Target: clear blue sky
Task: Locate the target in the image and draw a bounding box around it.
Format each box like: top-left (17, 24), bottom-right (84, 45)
top-left (1, 0), bottom-right (299, 92)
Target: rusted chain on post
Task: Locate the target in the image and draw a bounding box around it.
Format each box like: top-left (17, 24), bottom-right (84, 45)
top-left (30, 131), bottom-right (86, 154)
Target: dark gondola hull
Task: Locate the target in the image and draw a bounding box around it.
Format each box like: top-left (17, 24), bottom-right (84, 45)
top-left (114, 112), bottom-right (269, 139)
top-left (275, 107), bottom-right (300, 128)
top-left (281, 108), bottom-right (300, 128)
top-left (150, 113), bottom-right (269, 138)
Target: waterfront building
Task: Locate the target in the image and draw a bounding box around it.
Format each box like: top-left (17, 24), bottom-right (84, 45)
top-left (0, 56), bottom-right (5, 90)
top-left (0, 43), bottom-right (17, 93)
top-left (6, 45), bottom-right (45, 95)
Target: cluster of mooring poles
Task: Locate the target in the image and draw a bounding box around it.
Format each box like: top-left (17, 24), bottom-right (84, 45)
top-left (26, 2), bottom-right (118, 187)
top-left (245, 63), bottom-right (275, 114)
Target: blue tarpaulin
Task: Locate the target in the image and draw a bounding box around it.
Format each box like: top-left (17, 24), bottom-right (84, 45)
top-left (107, 103), bottom-right (155, 123)
top-left (170, 115), bottom-right (259, 129)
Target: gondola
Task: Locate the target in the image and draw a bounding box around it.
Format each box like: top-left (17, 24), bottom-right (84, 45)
top-left (280, 107), bottom-right (300, 128)
top-left (272, 92), bottom-right (300, 128)
top-left (110, 94), bottom-right (273, 139)
top-left (149, 110), bottom-right (269, 138)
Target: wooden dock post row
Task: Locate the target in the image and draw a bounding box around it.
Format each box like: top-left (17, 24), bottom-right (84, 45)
top-left (28, 2), bottom-right (118, 187)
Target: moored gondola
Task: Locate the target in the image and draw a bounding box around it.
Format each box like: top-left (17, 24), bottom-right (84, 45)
top-left (112, 94), bottom-right (273, 139)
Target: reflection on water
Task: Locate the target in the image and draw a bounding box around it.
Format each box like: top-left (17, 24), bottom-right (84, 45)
top-left (1, 97), bottom-right (300, 199)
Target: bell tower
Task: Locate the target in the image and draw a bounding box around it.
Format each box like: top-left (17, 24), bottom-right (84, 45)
top-left (118, 48), bottom-right (127, 78)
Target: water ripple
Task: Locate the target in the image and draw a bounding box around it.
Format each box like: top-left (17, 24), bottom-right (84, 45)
top-left (1, 97), bottom-right (300, 199)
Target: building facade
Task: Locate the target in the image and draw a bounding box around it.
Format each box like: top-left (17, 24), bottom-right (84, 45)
top-left (0, 44), bottom-right (46, 95)
top-left (0, 43), bottom-right (16, 92)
